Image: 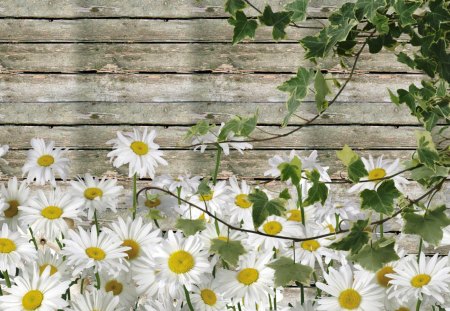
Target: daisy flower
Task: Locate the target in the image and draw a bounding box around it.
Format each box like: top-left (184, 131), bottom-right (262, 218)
top-left (264, 150), bottom-right (296, 178)
top-left (0, 223), bottom-right (36, 275)
top-left (301, 150), bottom-right (331, 182)
top-left (142, 299), bottom-right (182, 311)
top-left (280, 300), bottom-right (316, 311)
top-left (36, 248), bottom-right (69, 280)
top-left (70, 289), bottom-right (121, 311)
top-left (248, 215), bottom-right (302, 251)
top-left (0, 177), bottom-right (31, 230)
top-left (104, 216), bottom-right (161, 270)
top-left (152, 231), bottom-right (211, 298)
top-left (0, 144), bottom-right (8, 159)
top-left (99, 271), bottom-right (137, 309)
top-left (284, 199), bottom-right (317, 226)
top-left (70, 173), bottom-right (123, 220)
top-left (21, 138), bottom-right (70, 186)
top-left (166, 174), bottom-right (202, 194)
top-left (106, 127), bottom-right (167, 178)
top-left (348, 155), bottom-right (409, 193)
top-left (226, 175), bottom-right (253, 227)
top-left (387, 253), bottom-right (450, 304)
top-left (139, 189), bottom-right (179, 219)
top-left (315, 191), bottom-right (364, 223)
top-left (0, 264), bottom-right (70, 311)
top-left (132, 253), bottom-right (159, 298)
top-left (199, 222), bottom-right (247, 251)
top-left (216, 251), bottom-right (275, 309)
top-left (62, 225), bottom-right (129, 277)
top-left (20, 188), bottom-right (84, 241)
top-left (191, 275), bottom-right (228, 311)
top-left (316, 265), bottom-right (385, 310)
top-left (187, 180), bottom-right (230, 218)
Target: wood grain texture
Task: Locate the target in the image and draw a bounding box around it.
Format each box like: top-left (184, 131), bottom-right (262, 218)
top-left (0, 43), bottom-right (415, 74)
top-left (0, 73), bottom-right (422, 103)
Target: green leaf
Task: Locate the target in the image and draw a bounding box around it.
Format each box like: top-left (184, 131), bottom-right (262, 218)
top-left (348, 157), bottom-right (368, 183)
top-left (314, 71), bottom-right (332, 113)
top-left (415, 131), bottom-right (440, 170)
top-left (197, 179), bottom-right (211, 196)
top-left (388, 88), bottom-right (400, 105)
top-left (336, 144), bottom-right (359, 166)
top-left (403, 205), bottom-right (450, 245)
top-left (267, 257), bottom-right (313, 287)
top-left (210, 239), bottom-right (246, 266)
top-left (279, 188), bottom-right (292, 200)
top-left (249, 189), bottom-right (286, 227)
top-left (258, 6), bottom-right (293, 40)
top-left (225, 0), bottom-right (246, 16)
top-left (278, 156), bottom-right (302, 185)
top-left (184, 120), bottom-right (213, 139)
top-left (228, 11), bottom-right (258, 45)
top-left (355, 0), bottom-right (386, 22)
top-left (360, 180), bottom-right (401, 215)
top-left (330, 219), bottom-right (370, 254)
top-left (303, 169), bottom-right (328, 206)
top-left (175, 218), bottom-right (206, 236)
top-left (349, 238), bottom-right (399, 271)
top-left (372, 13), bottom-right (389, 34)
top-left (146, 208), bottom-right (164, 220)
top-left (393, 0), bottom-right (420, 26)
top-left (285, 0), bottom-right (309, 22)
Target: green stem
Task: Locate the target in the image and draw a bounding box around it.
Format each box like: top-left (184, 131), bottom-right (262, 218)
top-left (379, 214), bottom-right (384, 239)
top-left (94, 210), bottom-right (100, 235)
top-left (28, 227), bottom-right (38, 250)
top-left (132, 173), bottom-right (137, 219)
top-left (183, 285), bottom-right (195, 311)
top-left (295, 184), bottom-right (305, 226)
top-left (268, 294), bottom-right (273, 310)
top-left (212, 144), bottom-right (222, 185)
top-left (3, 271), bottom-right (11, 288)
top-left (80, 278), bottom-right (84, 294)
top-left (416, 298), bottom-right (421, 311)
top-left (313, 272), bottom-right (321, 297)
top-left (237, 302), bottom-right (242, 311)
top-left (274, 291), bottom-right (277, 310)
top-left (417, 238), bottom-right (423, 263)
top-left (296, 281), bottom-right (304, 305)
top-left (95, 272), bottom-right (101, 289)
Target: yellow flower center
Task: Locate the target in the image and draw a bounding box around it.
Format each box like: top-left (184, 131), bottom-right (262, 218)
top-left (301, 240), bottom-right (321, 252)
top-left (0, 238), bottom-right (16, 253)
top-left (376, 266), bottom-right (394, 287)
top-left (235, 194), bottom-right (252, 209)
top-left (168, 250), bottom-right (195, 274)
top-left (22, 290), bottom-right (43, 310)
top-left (217, 236), bottom-right (228, 242)
top-left (39, 264), bottom-right (58, 276)
top-left (41, 205), bottom-right (63, 220)
top-left (237, 268), bottom-right (259, 285)
top-left (84, 187), bottom-right (103, 200)
top-left (199, 191), bottom-right (214, 202)
top-left (37, 154), bottom-right (54, 167)
top-left (122, 239), bottom-right (140, 260)
top-left (411, 274), bottom-right (431, 288)
top-left (287, 210), bottom-right (302, 222)
top-left (368, 168), bottom-right (386, 181)
top-left (198, 213), bottom-right (206, 220)
top-left (145, 198), bottom-right (161, 208)
top-left (338, 289), bottom-right (361, 309)
top-left (326, 224), bottom-right (335, 233)
top-left (130, 141), bottom-right (149, 156)
top-left (85, 247), bottom-right (106, 261)
top-left (200, 288), bottom-right (217, 306)
top-left (105, 279), bottom-right (123, 296)
top-left (396, 308), bottom-right (410, 311)
top-left (4, 200), bottom-right (19, 218)
top-left (263, 221), bottom-right (282, 235)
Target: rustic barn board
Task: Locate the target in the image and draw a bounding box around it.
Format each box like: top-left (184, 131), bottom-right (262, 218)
top-left (0, 0), bottom-right (349, 18)
top-left (0, 73), bottom-right (422, 103)
top-left (0, 43), bottom-right (416, 74)
top-left (0, 149), bottom-right (430, 180)
top-left (0, 102), bottom-right (423, 125)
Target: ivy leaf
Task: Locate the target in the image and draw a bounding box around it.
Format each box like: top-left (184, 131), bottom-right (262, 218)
top-left (403, 205), bottom-right (450, 245)
top-left (278, 156), bottom-right (302, 185)
top-left (249, 189), bottom-right (286, 227)
top-left (349, 238), bottom-right (399, 271)
top-left (372, 13), bottom-right (389, 34)
top-left (304, 169), bottom-right (328, 206)
top-left (415, 131), bottom-right (440, 171)
top-left (175, 218), bottom-right (206, 236)
top-left (336, 144), bottom-right (359, 166)
top-left (146, 208), bottom-right (164, 220)
top-left (314, 71), bottom-right (332, 113)
top-left (360, 180), bottom-right (401, 216)
top-left (279, 188), bottom-right (292, 200)
top-left (336, 145), bottom-right (368, 182)
top-left (267, 257), bottom-right (313, 287)
top-left (225, 0), bottom-right (246, 17)
top-left (285, 0), bottom-right (309, 22)
top-left (355, 0), bottom-right (386, 22)
top-left (393, 0), bottom-right (420, 26)
top-left (278, 68), bottom-right (313, 99)
top-left (184, 120), bottom-right (212, 139)
top-left (330, 219), bottom-right (370, 254)
top-left (258, 6), bottom-right (293, 40)
top-left (197, 179), bottom-right (211, 196)
top-left (210, 239), bottom-right (246, 266)
top-left (228, 11), bottom-right (258, 45)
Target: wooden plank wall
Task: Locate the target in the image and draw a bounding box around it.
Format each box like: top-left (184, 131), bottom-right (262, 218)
top-left (0, 0), bottom-right (448, 252)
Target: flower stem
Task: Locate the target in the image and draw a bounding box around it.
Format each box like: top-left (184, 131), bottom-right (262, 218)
top-left (379, 214), bottom-right (384, 239)
top-left (94, 210), bottom-right (100, 235)
top-left (295, 184), bottom-right (305, 227)
top-left (416, 298), bottom-right (421, 311)
top-left (417, 238), bottom-right (423, 263)
top-left (132, 173), bottom-right (137, 219)
top-left (3, 271), bottom-right (11, 288)
top-left (28, 227), bottom-right (38, 250)
top-left (183, 285), bottom-right (194, 311)
top-left (212, 144), bottom-right (222, 185)
top-left (95, 272), bottom-right (101, 289)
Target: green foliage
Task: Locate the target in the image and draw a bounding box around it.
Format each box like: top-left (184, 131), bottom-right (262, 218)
top-left (303, 169), bottom-right (328, 206)
top-left (415, 131), bottom-right (440, 171)
top-left (267, 257), bottom-right (313, 286)
top-left (349, 238), bottom-right (399, 271)
top-left (197, 179), bottom-right (212, 196)
top-left (278, 155), bottom-right (302, 185)
top-left (184, 120), bottom-right (213, 140)
top-left (218, 113), bottom-right (258, 141)
top-left (210, 239), bottom-right (246, 266)
top-left (175, 219), bottom-right (206, 236)
top-left (336, 145), bottom-right (369, 182)
top-left (403, 205), bottom-right (450, 245)
top-left (314, 71), bottom-right (332, 113)
top-left (285, 0), bottom-right (309, 22)
top-left (248, 189), bottom-right (286, 228)
top-left (258, 6), bottom-right (293, 40)
top-left (228, 11), bottom-right (258, 45)
top-left (330, 219), bottom-right (370, 254)
top-left (225, 0), bottom-right (246, 16)
top-left (360, 180), bottom-right (401, 215)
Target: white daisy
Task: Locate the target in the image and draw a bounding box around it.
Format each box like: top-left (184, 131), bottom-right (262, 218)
top-left (199, 222), bottom-right (247, 251)
top-left (387, 253), bottom-right (450, 304)
top-left (191, 275), bottom-right (228, 311)
top-left (0, 264), bottom-right (69, 311)
top-left (99, 271), bottom-right (137, 309)
top-left (153, 231), bottom-right (211, 298)
top-left (0, 177), bottom-right (31, 231)
top-left (226, 175), bottom-right (253, 227)
top-left (165, 174), bottom-right (202, 194)
top-left (107, 127), bottom-right (167, 178)
top-left (316, 265), bottom-right (385, 310)
top-left (62, 225), bottom-right (129, 277)
top-left (348, 155), bottom-right (409, 193)
top-left (216, 251), bottom-right (275, 309)
top-left (70, 173), bottom-right (123, 220)
top-left (20, 188), bottom-right (84, 241)
top-left (70, 289), bottom-right (121, 311)
top-left (280, 300), bottom-right (316, 311)
top-left (0, 145), bottom-right (8, 159)
top-left (187, 181), bottom-right (230, 218)
top-left (21, 138), bottom-right (70, 186)
top-left (301, 150), bottom-right (331, 182)
top-left (139, 189), bottom-right (180, 219)
top-left (0, 223), bottom-right (36, 275)
top-left (142, 299), bottom-right (182, 311)
top-left (36, 248), bottom-right (69, 280)
top-left (264, 150), bottom-right (296, 178)
top-left (315, 191), bottom-right (364, 223)
top-left (284, 198), bottom-right (317, 226)
top-left (132, 252), bottom-right (159, 298)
